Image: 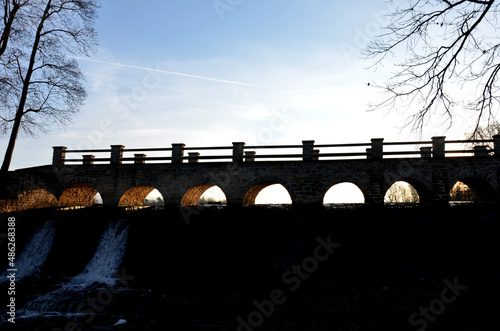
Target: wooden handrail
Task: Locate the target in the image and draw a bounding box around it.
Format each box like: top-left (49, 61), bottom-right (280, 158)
top-left (55, 137), bottom-right (498, 165)
top-left (65, 148), bottom-right (111, 153)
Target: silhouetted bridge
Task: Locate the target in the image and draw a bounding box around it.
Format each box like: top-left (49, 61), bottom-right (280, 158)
top-left (1, 136), bottom-right (500, 212)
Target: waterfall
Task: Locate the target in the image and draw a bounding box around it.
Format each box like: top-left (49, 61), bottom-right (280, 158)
top-left (21, 221), bottom-right (129, 318)
top-left (70, 221), bottom-right (129, 286)
top-left (1, 220), bottom-right (57, 281)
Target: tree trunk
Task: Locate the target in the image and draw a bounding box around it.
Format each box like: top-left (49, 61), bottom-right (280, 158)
top-left (0, 1), bottom-right (21, 57)
top-left (0, 0), bottom-right (52, 188)
top-left (0, 110), bottom-right (22, 174)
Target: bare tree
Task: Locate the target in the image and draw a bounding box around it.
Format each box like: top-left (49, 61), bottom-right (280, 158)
top-left (0, 1), bottom-right (28, 58)
top-left (458, 119), bottom-right (499, 152)
top-left (384, 181), bottom-right (420, 203)
top-left (0, 0), bottom-right (98, 182)
top-left (465, 118), bottom-right (500, 139)
top-left (365, 0), bottom-right (500, 134)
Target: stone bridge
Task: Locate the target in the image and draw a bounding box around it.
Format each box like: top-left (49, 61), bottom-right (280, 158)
top-left (1, 136), bottom-right (500, 212)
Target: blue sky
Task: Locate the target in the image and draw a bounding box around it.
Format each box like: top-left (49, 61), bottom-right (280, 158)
top-left (3, 0), bottom-right (478, 170)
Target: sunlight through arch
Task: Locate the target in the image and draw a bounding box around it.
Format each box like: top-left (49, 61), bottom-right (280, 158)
top-left (144, 189), bottom-right (165, 207)
top-left (384, 181), bottom-right (420, 203)
top-left (450, 177), bottom-right (497, 203)
top-left (199, 186), bottom-right (227, 205)
top-left (119, 185), bottom-right (163, 207)
top-left (182, 183), bottom-right (227, 206)
top-left (255, 184), bottom-right (292, 205)
top-left (323, 182), bottom-right (365, 204)
top-left (450, 181), bottom-right (473, 203)
top-left (244, 182), bottom-right (292, 206)
top-left (93, 193), bottom-right (103, 205)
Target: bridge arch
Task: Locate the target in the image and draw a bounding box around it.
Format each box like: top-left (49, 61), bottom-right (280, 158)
top-left (0, 189), bottom-right (58, 212)
top-left (449, 177), bottom-right (496, 203)
top-left (323, 182), bottom-right (366, 204)
top-left (59, 182), bottom-right (101, 207)
top-left (384, 178), bottom-right (430, 204)
top-left (118, 185), bottom-right (165, 207)
top-left (181, 183), bottom-right (227, 206)
top-left (243, 178), bottom-right (294, 207)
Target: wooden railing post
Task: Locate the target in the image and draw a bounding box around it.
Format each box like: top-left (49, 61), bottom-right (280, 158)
top-left (134, 154), bottom-right (146, 164)
top-left (245, 151), bottom-right (256, 162)
top-left (188, 152), bottom-right (200, 163)
top-left (474, 146), bottom-right (488, 157)
top-left (52, 146), bottom-right (67, 165)
top-left (83, 155), bottom-right (95, 165)
top-left (313, 150), bottom-right (320, 161)
top-left (420, 147), bottom-right (432, 159)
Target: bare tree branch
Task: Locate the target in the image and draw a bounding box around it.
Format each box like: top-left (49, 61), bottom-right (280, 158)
top-left (365, 0), bottom-right (500, 133)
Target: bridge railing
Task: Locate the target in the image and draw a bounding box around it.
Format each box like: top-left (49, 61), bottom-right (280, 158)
top-left (52, 136), bottom-right (500, 165)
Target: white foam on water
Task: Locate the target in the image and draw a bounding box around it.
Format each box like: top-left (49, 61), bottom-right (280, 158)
top-left (1, 220), bottom-right (57, 281)
top-left (20, 221), bottom-right (129, 319)
top-left (69, 221), bottom-right (129, 286)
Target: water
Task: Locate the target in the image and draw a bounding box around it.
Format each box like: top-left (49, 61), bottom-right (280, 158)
top-left (20, 221), bottom-right (129, 319)
top-left (69, 221), bottom-right (129, 286)
top-left (3, 206), bottom-right (497, 330)
top-left (1, 220), bottom-right (57, 281)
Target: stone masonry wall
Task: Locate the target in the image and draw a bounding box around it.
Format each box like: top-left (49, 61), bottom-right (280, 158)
top-left (1, 156), bottom-right (498, 212)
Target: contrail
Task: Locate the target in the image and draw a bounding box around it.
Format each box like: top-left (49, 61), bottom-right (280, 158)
top-left (69, 56), bottom-right (260, 87)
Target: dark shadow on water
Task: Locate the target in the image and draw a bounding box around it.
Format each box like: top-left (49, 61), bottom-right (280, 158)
top-left (1, 204), bottom-right (499, 330)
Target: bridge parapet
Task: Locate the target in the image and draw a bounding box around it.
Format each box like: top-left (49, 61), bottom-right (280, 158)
top-left (3, 136), bottom-right (500, 212)
top-left (56, 136), bottom-right (500, 166)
